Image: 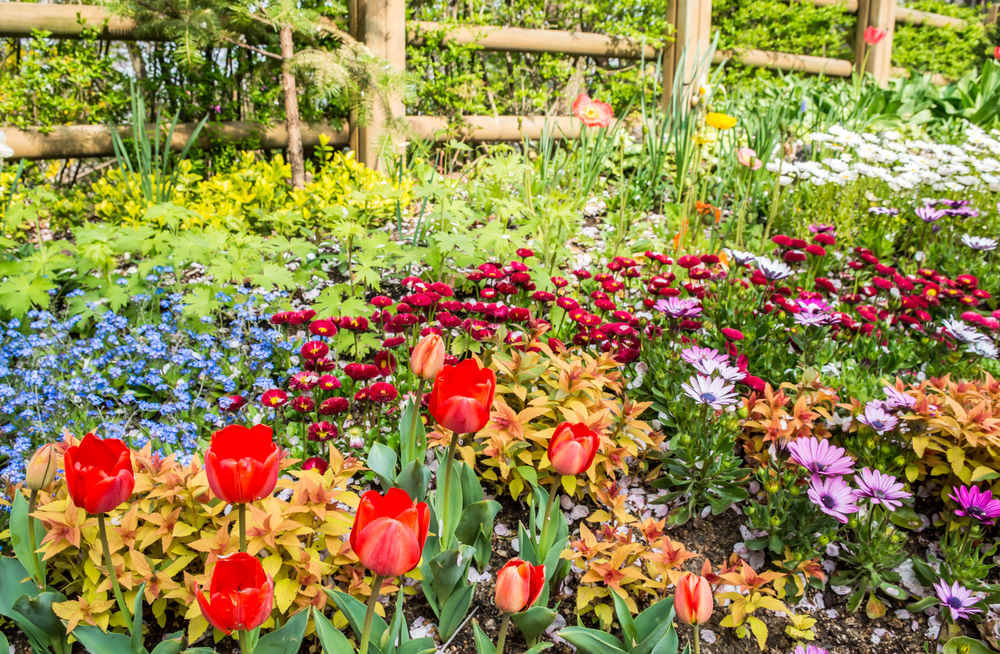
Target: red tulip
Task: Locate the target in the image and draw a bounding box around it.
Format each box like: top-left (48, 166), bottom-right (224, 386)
top-left (351, 488), bottom-right (429, 577)
top-left (428, 359), bottom-right (496, 434)
top-left (196, 552), bottom-right (273, 635)
top-left (675, 574), bottom-right (713, 625)
top-left (864, 26), bottom-right (887, 45)
top-left (547, 422), bottom-right (600, 476)
top-left (64, 433), bottom-right (135, 514)
top-left (205, 424), bottom-right (280, 505)
top-left (995, 46), bottom-right (1000, 60)
top-left (494, 559), bottom-right (545, 614)
top-left (410, 334), bottom-right (446, 381)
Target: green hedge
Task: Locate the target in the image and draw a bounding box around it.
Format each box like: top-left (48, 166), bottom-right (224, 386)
top-left (891, 0), bottom-right (991, 79)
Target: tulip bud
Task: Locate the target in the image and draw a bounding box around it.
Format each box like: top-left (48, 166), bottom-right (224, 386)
top-left (25, 444), bottom-right (57, 491)
top-left (494, 558), bottom-right (545, 614)
top-left (674, 574), bottom-right (713, 625)
top-left (410, 334), bottom-right (446, 381)
top-left (547, 422), bottom-right (601, 477)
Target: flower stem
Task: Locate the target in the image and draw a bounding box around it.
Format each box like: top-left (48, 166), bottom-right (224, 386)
top-left (441, 430), bottom-right (460, 549)
top-left (693, 624), bottom-right (701, 654)
top-left (27, 490), bottom-right (45, 590)
top-left (98, 513), bottom-right (132, 633)
top-left (239, 629), bottom-right (251, 654)
top-left (538, 476), bottom-right (562, 555)
top-left (495, 613), bottom-right (512, 654)
top-left (406, 379), bottom-right (426, 462)
top-left (239, 503), bottom-right (247, 553)
top-left (359, 575), bottom-right (386, 654)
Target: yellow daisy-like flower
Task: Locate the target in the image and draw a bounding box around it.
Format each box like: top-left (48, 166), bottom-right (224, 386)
top-left (706, 113), bottom-right (738, 130)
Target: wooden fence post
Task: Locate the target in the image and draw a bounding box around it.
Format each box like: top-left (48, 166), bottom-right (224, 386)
top-left (988, 4), bottom-right (998, 26)
top-left (856, 0), bottom-right (896, 86)
top-left (662, 0), bottom-right (713, 112)
top-left (349, 0), bottom-right (406, 170)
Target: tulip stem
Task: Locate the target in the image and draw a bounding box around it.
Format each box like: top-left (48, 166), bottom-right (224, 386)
top-left (239, 629), bottom-right (251, 654)
top-left (98, 513), bottom-right (133, 634)
top-left (693, 624), bottom-right (701, 654)
top-left (538, 477), bottom-right (561, 555)
top-left (238, 503), bottom-right (247, 553)
top-left (440, 430), bottom-right (460, 549)
top-left (495, 613), bottom-right (511, 654)
top-left (359, 574), bottom-right (385, 654)
top-left (27, 490), bottom-right (45, 590)
top-left (406, 379), bottom-right (426, 462)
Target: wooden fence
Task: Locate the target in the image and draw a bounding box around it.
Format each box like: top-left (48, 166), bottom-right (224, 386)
top-left (0, 0), bottom-right (993, 167)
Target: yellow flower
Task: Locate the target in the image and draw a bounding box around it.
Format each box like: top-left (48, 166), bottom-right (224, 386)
top-left (692, 133), bottom-right (714, 145)
top-left (706, 113), bottom-right (737, 130)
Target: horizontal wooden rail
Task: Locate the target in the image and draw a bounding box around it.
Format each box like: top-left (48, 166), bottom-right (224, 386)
top-left (0, 3), bottom-right (969, 45)
top-left (408, 22), bottom-right (656, 59)
top-left (2, 116), bottom-right (588, 160)
top-left (714, 49), bottom-right (854, 77)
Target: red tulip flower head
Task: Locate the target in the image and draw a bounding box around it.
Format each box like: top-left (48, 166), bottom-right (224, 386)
top-left (205, 424), bottom-right (280, 505)
top-left (675, 573), bottom-right (714, 625)
top-left (864, 26), bottom-right (887, 45)
top-left (494, 559), bottom-right (545, 614)
top-left (995, 46), bottom-right (1000, 60)
top-left (351, 488), bottom-right (429, 577)
top-left (547, 422), bottom-right (600, 476)
top-left (410, 333), bottom-right (446, 381)
top-left (572, 94), bottom-right (614, 128)
top-left (429, 359), bottom-right (496, 434)
top-left (64, 433), bottom-right (135, 514)
top-left (196, 552), bottom-right (274, 635)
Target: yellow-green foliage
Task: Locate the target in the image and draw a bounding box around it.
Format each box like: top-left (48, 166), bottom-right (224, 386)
top-left (92, 147), bottom-right (408, 233)
top-left (25, 440), bottom-right (383, 645)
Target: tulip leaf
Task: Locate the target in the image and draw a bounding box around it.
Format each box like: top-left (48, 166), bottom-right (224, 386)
top-left (12, 591), bottom-right (70, 654)
top-left (512, 607), bottom-right (558, 644)
top-left (611, 591), bottom-right (638, 650)
top-left (399, 398), bottom-right (427, 469)
top-left (73, 624), bottom-right (134, 654)
top-left (427, 547), bottom-right (474, 605)
top-left (437, 581), bottom-right (475, 642)
top-left (557, 627), bottom-right (628, 654)
top-left (148, 630), bottom-right (184, 654)
top-left (454, 500), bottom-right (501, 568)
top-left (0, 631), bottom-right (9, 654)
top-left (254, 607), bottom-right (309, 654)
top-left (634, 597), bottom-right (675, 644)
top-left (524, 644), bottom-right (553, 654)
top-left (312, 607), bottom-right (356, 654)
top-left (10, 492), bottom-right (46, 586)
top-left (368, 443), bottom-right (398, 490)
top-left (517, 523), bottom-right (540, 566)
top-left (456, 460), bottom-right (484, 507)
top-left (130, 582), bottom-right (147, 653)
top-left (472, 622), bottom-right (496, 654)
top-left (0, 557), bottom-right (59, 654)
top-left (396, 638), bottom-right (435, 654)
top-left (181, 648), bottom-right (217, 654)
top-left (395, 461), bottom-right (430, 505)
top-left (326, 589), bottom-right (388, 654)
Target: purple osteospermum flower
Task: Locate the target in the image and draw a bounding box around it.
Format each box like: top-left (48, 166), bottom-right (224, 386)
top-left (680, 374), bottom-right (739, 410)
top-left (654, 297), bottom-right (702, 318)
top-left (787, 437), bottom-right (855, 476)
top-left (807, 474), bottom-right (860, 524)
top-left (856, 402), bottom-right (898, 434)
top-left (949, 485), bottom-right (1000, 525)
top-left (793, 298), bottom-right (839, 327)
top-left (915, 207), bottom-right (944, 223)
top-left (692, 358), bottom-right (744, 382)
top-left (807, 223), bottom-right (835, 235)
top-left (855, 468), bottom-right (911, 511)
top-left (961, 234), bottom-right (998, 251)
top-left (754, 256), bottom-right (794, 281)
top-left (793, 646), bottom-right (829, 654)
top-left (933, 580), bottom-right (983, 621)
top-left (680, 346), bottom-right (728, 367)
top-left (882, 385), bottom-right (916, 410)
top-left (870, 207), bottom-right (899, 216)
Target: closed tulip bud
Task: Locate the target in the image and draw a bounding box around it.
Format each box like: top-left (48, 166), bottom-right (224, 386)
top-left (410, 334), bottom-right (446, 381)
top-left (494, 558), bottom-right (545, 614)
top-left (429, 359), bottom-right (496, 434)
top-left (351, 488), bottom-right (429, 577)
top-left (25, 444), bottom-right (57, 491)
top-left (674, 574), bottom-right (713, 625)
top-left (205, 424), bottom-right (280, 505)
top-left (547, 422), bottom-right (600, 476)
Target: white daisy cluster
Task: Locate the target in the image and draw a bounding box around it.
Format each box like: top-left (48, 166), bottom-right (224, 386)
top-left (776, 124), bottom-right (1000, 193)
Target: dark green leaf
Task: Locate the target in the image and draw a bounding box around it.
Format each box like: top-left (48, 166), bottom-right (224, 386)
top-left (557, 627), bottom-right (627, 654)
top-left (437, 582), bottom-right (475, 642)
top-left (312, 607), bottom-right (355, 654)
top-left (254, 608), bottom-right (309, 654)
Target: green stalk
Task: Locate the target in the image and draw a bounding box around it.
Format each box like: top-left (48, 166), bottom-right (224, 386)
top-left (538, 476), bottom-right (562, 554)
top-left (27, 490), bottom-right (45, 590)
top-left (495, 613), bottom-right (512, 654)
top-left (239, 629), bottom-right (251, 654)
top-left (693, 624), bottom-right (701, 654)
top-left (98, 513), bottom-right (133, 633)
top-left (440, 431), bottom-right (461, 549)
top-left (239, 503), bottom-right (247, 553)
top-left (406, 379), bottom-right (427, 462)
top-left (359, 575), bottom-right (386, 654)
